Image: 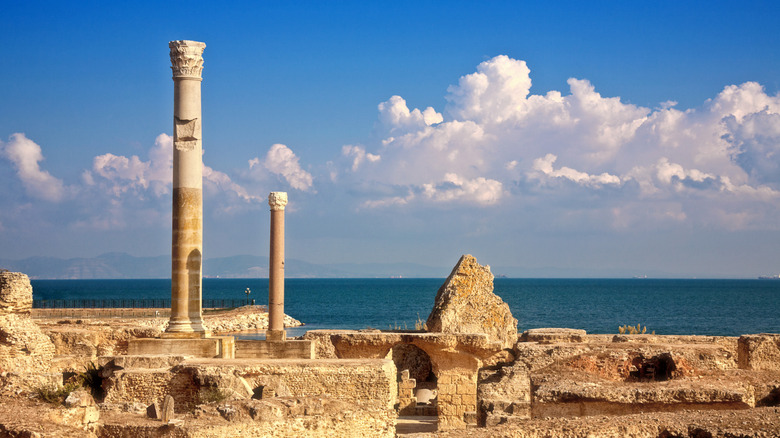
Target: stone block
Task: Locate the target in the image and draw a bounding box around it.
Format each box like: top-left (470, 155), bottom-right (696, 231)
top-left (161, 395), bottom-right (175, 423)
top-left (0, 272), bottom-right (55, 374)
top-left (521, 328), bottom-right (587, 344)
top-left (234, 339), bottom-right (314, 359)
top-left (426, 255), bottom-right (518, 348)
top-left (0, 272), bottom-right (32, 314)
top-left (146, 401), bottom-right (161, 419)
top-left (100, 355), bottom-right (190, 370)
top-left (738, 334), bottom-right (780, 370)
top-left (127, 336), bottom-right (234, 358)
top-left (64, 388), bottom-right (95, 408)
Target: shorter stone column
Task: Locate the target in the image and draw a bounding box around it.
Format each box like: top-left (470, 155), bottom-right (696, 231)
top-left (267, 192), bottom-right (287, 341)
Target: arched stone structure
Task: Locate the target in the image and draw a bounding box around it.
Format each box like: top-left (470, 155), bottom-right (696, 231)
top-left (311, 331), bottom-right (502, 430)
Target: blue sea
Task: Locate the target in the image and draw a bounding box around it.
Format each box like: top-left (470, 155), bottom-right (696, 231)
top-left (31, 278), bottom-right (780, 337)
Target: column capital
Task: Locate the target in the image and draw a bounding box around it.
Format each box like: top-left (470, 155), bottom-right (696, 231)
top-left (268, 192), bottom-right (288, 211)
top-left (169, 40), bottom-right (206, 79)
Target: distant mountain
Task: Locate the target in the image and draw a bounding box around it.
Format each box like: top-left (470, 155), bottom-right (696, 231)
top-left (0, 252), bottom-right (699, 279)
top-left (204, 255), bottom-right (354, 278)
top-left (0, 253), bottom-right (445, 279)
top-left (0, 253), bottom-right (169, 279)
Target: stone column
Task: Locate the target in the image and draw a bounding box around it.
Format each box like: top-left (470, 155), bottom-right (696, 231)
top-left (267, 192), bottom-right (288, 341)
top-left (165, 40), bottom-right (206, 337)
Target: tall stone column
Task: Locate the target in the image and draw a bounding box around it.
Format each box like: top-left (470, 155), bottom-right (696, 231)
top-left (166, 40), bottom-right (206, 337)
top-left (267, 192), bottom-right (287, 341)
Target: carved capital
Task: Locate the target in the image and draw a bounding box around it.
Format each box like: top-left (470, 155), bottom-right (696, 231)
top-left (268, 192), bottom-right (288, 211)
top-left (169, 40), bottom-right (206, 79)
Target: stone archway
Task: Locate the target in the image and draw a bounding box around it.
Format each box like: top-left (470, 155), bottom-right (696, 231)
top-left (322, 331), bottom-right (501, 430)
top-left (392, 343), bottom-right (437, 416)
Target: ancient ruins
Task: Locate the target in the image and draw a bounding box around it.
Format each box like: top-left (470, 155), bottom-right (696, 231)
top-left (2, 252), bottom-right (780, 436)
top-left (0, 40), bottom-right (778, 437)
top-left (167, 39), bottom-right (207, 337)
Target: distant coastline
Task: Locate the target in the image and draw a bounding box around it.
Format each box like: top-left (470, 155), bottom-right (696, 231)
top-left (1, 252), bottom-right (765, 280)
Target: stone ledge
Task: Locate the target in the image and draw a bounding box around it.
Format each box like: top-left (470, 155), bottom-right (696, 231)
top-left (127, 336), bottom-right (235, 359)
top-left (235, 339), bottom-right (314, 359)
top-left (520, 328), bottom-right (587, 344)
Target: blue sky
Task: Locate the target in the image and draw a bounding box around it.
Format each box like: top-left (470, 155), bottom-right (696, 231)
top-left (2, 1), bottom-right (780, 277)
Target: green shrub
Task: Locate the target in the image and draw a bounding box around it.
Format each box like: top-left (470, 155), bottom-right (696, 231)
top-left (35, 381), bottom-right (82, 404)
top-left (198, 387), bottom-right (230, 404)
top-left (36, 362), bottom-right (105, 404)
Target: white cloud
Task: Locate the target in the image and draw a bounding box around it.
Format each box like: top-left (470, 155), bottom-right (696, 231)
top-left (92, 133), bottom-right (172, 197)
top-left (378, 95), bottom-right (442, 132)
top-left (262, 144), bottom-right (313, 191)
top-left (531, 154), bottom-right (621, 187)
top-left (0, 133), bottom-right (65, 201)
top-left (336, 55), bottom-right (780, 231)
top-left (342, 145), bottom-right (380, 172)
top-left (203, 165), bottom-right (262, 204)
top-left (724, 109), bottom-right (780, 186)
top-left (445, 55), bottom-right (532, 124)
top-left (422, 173), bottom-right (503, 205)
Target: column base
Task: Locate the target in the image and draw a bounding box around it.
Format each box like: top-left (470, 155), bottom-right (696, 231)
top-left (165, 318), bottom-right (206, 337)
top-left (266, 329), bottom-right (286, 341)
top-left (160, 331), bottom-right (206, 339)
top-left (128, 336), bottom-right (235, 358)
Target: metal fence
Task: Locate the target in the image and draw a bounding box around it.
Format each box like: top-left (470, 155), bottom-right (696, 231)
top-left (32, 298), bottom-right (256, 309)
top-left (31, 298), bottom-right (264, 319)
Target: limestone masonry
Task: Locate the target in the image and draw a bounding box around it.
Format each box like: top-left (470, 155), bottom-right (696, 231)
top-left (426, 254), bottom-right (518, 349)
top-left (0, 271), bottom-right (55, 374)
top-left (1, 261), bottom-right (780, 436)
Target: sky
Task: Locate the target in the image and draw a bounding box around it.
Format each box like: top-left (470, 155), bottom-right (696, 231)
top-left (1, 1), bottom-right (780, 277)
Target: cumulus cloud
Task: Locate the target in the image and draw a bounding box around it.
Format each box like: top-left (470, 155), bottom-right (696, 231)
top-left (342, 145), bottom-right (380, 172)
top-left (378, 95), bottom-right (442, 132)
top-left (0, 133), bottom-right (65, 201)
top-left (255, 143), bottom-right (313, 191)
top-left (336, 55), bottom-right (780, 230)
top-left (203, 166), bottom-right (262, 204)
top-left (422, 173), bottom-right (503, 204)
top-left (724, 109), bottom-right (780, 186)
top-left (91, 133), bottom-right (172, 197)
top-left (531, 154), bottom-right (621, 187)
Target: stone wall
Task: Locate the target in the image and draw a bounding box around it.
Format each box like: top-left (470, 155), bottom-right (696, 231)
top-left (0, 271), bottom-right (55, 374)
top-left (738, 334), bottom-right (780, 371)
top-left (103, 358), bottom-right (398, 414)
top-left (98, 397), bottom-right (396, 438)
top-left (308, 330), bottom-right (501, 430)
top-left (235, 339), bottom-right (314, 359)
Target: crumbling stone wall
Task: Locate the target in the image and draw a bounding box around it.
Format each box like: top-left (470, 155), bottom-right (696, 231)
top-left (0, 271), bottom-right (55, 374)
top-left (313, 331), bottom-right (501, 430)
top-left (738, 334), bottom-right (780, 370)
top-left (98, 397), bottom-right (396, 438)
top-left (102, 358), bottom-right (398, 414)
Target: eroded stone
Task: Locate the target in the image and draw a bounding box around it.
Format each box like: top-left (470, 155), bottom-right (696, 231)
top-left (426, 255), bottom-right (518, 348)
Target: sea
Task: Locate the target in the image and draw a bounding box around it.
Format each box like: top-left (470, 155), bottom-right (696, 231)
top-left (30, 278), bottom-right (780, 337)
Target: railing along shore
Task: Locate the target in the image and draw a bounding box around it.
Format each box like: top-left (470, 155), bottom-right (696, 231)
top-left (31, 299), bottom-right (262, 319)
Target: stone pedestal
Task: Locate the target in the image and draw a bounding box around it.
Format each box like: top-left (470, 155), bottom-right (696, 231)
top-left (128, 336), bottom-right (235, 359)
top-left (267, 192), bottom-right (287, 341)
top-left (166, 40), bottom-right (206, 337)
